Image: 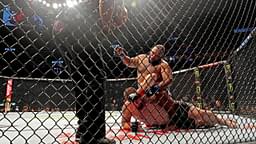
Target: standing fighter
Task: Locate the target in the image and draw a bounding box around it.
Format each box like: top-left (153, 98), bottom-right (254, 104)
top-left (114, 44), bottom-right (237, 130)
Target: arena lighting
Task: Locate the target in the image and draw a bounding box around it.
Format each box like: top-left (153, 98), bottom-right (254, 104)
top-left (66, 0), bottom-right (78, 8)
top-left (234, 27), bottom-right (254, 33)
top-left (46, 3), bottom-right (50, 7)
top-left (31, 0), bottom-right (86, 9)
top-left (52, 3), bottom-right (58, 9)
top-left (131, 1), bottom-right (136, 7)
top-left (73, 0), bottom-right (78, 6)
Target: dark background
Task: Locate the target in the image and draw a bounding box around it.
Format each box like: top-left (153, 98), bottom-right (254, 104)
top-left (1, 0), bottom-right (255, 78)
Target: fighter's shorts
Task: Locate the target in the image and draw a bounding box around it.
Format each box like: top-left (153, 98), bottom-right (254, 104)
top-left (168, 102), bottom-right (197, 129)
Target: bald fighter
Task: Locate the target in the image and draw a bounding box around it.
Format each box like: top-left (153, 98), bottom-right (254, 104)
top-left (114, 44), bottom-right (237, 130)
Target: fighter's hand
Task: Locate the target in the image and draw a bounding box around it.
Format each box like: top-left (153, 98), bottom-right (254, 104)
top-left (114, 47), bottom-right (125, 56)
top-left (111, 40), bottom-right (124, 56)
top-left (145, 85), bottom-right (160, 97)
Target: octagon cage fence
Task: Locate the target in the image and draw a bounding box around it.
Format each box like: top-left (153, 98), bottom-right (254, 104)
top-left (0, 0), bottom-right (256, 144)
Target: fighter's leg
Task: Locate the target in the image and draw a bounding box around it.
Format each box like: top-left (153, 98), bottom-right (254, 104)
top-left (122, 87), bottom-right (143, 130)
top-left (188, 105), bottom-right (237, 128)
top-left (121, 101), bottom-right (133, 130)
top-left (121, 100), bottom-right (146, 129)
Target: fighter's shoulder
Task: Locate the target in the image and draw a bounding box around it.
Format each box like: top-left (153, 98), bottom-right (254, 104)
top-left (160, 60), bottom-right (172, 71)
top-left (160, 59), bottom-right (170, 66)
top-left (135, 54), bottom-right (147, 59)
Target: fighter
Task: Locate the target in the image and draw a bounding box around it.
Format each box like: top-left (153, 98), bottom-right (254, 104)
top-left (114, 44), bottom-right (237, 130)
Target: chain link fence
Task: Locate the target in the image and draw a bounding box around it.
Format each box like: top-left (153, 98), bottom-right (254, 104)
top-left (1, 0), bottom-right (256, 143)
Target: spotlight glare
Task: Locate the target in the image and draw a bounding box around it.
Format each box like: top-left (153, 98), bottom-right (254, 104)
top-left (131, 1), bottom-right (136, 7)
top-left (42, 0), bottom-right (46, 4)
top-left (73, 0), bottom-right (78, 6)
top-left (46, 3), bottom-right (50, 7)
top-left (38, 0), bottom-right (42, 2)
top-left (66, 0), bottom-right (74, 7)
top-left (53, 3), bottom-right (58, 9)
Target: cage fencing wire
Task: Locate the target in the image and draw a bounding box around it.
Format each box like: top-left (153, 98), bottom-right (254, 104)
top-left (0, 0), bottom-right (256, 143)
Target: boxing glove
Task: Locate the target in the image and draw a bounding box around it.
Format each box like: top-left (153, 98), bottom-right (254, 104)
top-left (111, 40), bottom-right (122, 49)
top-left (145, 85), bottom-right (160, 97)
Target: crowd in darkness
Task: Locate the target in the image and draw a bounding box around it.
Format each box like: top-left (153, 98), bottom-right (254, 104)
top-left (0, 95), bottom-right (231, 112)
top-left (107, 95), bottom-right (238, 112)
top-left (0, 104), bottom-right (75, 112)
top-left (1, 95), bottom-right (254, 115)
top-left (179, 96), bottom-right (223, 111)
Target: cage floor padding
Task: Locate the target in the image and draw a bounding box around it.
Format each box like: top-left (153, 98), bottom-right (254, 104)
top-left (0, 111), bottom-right (256, 144)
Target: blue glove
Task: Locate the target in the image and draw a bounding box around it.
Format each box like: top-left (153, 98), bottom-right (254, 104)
top-left (111, 40), bottom-right (127, 59)
top-left (111, 40), bottom-right (122, 49)
top-left (146, 85), bottom-right (160, 97)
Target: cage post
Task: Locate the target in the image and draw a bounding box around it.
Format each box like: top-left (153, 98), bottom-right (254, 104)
top-left (224, 63), bottom-right (236, 112)
top-left (193, 67), bottom-right (203, 108)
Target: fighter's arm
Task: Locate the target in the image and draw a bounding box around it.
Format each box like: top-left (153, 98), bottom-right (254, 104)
top-left (121, 55), bottom-right (139, 68)
top-left (114, 47), bottom-right (140, 68)
top-left (145, 63), bottom-right (172, 101)
top-left (158, 63), bottom-right (172, 90)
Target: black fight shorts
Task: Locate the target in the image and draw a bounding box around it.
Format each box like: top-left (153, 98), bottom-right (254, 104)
top-left (169, 102), bottom-right (197, 129)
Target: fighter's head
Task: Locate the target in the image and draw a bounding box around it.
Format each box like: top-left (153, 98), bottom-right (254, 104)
top-left (149, 44), bottom-right (165, 65)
